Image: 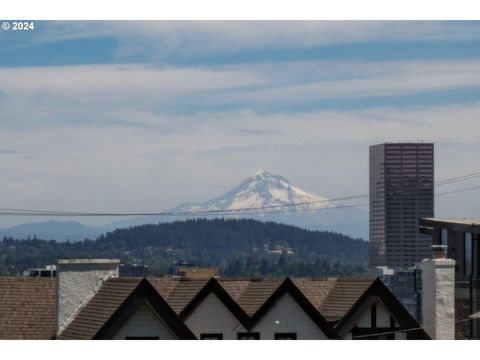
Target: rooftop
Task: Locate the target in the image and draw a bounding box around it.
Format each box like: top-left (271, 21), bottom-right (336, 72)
top-left (420, 218), bottom-right (480, 234)
top-left (56, 259), bottom-right (121, 265)
top-left (0, 275), bottom-right (425, 339)
top-left (0, 277), bottom-right (56, 339)
top-left (59, 276), bottom-right (377, 339)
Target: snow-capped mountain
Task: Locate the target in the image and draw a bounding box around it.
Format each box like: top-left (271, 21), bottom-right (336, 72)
top-left (163, 169), bottom-right (367, 239)
top-left (104, 169), bottom-right (368, 239)
top-left (5, 170), bottom-right (368, 241)
top-left (172, 169), bottom-right (336, 213)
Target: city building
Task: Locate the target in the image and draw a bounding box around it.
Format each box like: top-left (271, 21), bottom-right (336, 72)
top-left (376, 267), bottom-right (423, 323)
top-left (119, 263), bottom-right (151, 278)
top-left (369, 143), bottom-right (434, 269)
top-left (0, 259), bottom-right (431, 340)
top-left (175, 266), bottom-right (218, 279)
top-left (168, 260), bottom-right (217, 278)
top-left (169, 260), bottom-right (202, 275)
top-left (23, 265), bottom-right (56, 278)
top-left (419, 217), bottom-right (480, 339)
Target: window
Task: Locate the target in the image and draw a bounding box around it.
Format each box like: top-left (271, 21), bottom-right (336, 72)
top-left (40, 270), bottom-right (52, 277)
top-left (237, 332), bottom-right (260, 340)
top-left (125, 336), bottom-right (160, 340)
top-left (200, 333), bottom-right (223, 340)
top-left (274, 333), bottom-right (297, 340)
top-left (441, 229), bottom-right (448, 246)
top-left (465, 232), bottom-right (472, 276)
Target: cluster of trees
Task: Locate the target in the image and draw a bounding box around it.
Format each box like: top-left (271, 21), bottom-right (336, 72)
top-left (222, 256), bottom-right (366, 277)
top-left (0, 218), bottom-right (368, 277)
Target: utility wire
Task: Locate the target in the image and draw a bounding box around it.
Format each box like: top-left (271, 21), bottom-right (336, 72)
top-left (0, 194), bottom-right (368, 216)
top-left (192, 203), bottom-right (369, 216)
top-left (436, 185), bottom-right (480, 197)
top-left (435, 171), bottom-right (480, 186)
top-left (0, 170), bottom-right (479, 217)
top-left (348, 316), bottom-right (472, 340)
top-left (0, 203), bottom-right (369, 217)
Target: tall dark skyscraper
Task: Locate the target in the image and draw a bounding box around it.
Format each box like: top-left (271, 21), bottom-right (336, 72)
top-left (369, 143), bottom-right (434, 269)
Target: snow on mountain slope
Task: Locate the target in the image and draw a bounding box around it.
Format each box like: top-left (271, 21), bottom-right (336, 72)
top-left (172, 169), bottom-right (335, 213)
top-left (2, 170), bottom-right (368, 241)
top-left (105, 169), bottom-right (368, 239)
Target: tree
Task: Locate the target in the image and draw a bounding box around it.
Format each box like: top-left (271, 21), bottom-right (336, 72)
top-left (278, 253), bottom-right (288, 269)
top-left (0, 219), bottom-right (367, 277)
top-left (259, 258), bottom-right (270, 275)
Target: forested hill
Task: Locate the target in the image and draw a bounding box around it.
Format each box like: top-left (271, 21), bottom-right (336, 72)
top-left (0, 218), bottom-right (368, 277)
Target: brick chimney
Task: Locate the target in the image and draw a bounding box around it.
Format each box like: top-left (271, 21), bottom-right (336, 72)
top-left (419, 245), bottom-right (455, 339)
top-left (55, 259), bottom-right (120, 335)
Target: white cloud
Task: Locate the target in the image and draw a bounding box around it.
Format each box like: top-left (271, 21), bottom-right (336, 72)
top-left (32, 21), bottom-right (480, 57)
top-left (1, 98), bottom-right (480, 228)
top-left (0, 64), bottom-right (265, 93)
top-left (1, 100), bottom-right (480, 228)
top-left (235, 60), bottom-right (480, 104)
top-left (2, 58), bottom-right (480, 130)
top-left (2, 30), bottom-right (480, 226)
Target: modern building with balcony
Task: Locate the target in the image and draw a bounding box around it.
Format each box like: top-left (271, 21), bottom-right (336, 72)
top-left (419, 218), bottom-right (480, 339)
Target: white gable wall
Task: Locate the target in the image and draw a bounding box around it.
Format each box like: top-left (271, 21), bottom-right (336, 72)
top-left (376, 301), bottom-right (393, 327)
top-left (251, 293), bottom-right (328, 340)
top-left (184, 293), bottom-right (246, 339)
top-left (344, 298), bottom-right (404, 340)
top-left (112, 301), bottom-right (176, 340)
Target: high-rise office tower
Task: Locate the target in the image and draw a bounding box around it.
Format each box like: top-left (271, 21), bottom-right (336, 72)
top-left (369, 143), bottom-right (434, 269)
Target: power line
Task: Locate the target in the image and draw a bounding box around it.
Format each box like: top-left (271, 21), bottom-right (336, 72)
top-left (0, 194), bottom-right (368, 216)
top-left (0, 202), bottom-right (369, 217)
top-left (0, 184), bottom-right (478, 216)
top-left (199, 203), bottom-right (369, 216)
top-left (348, 316), bottom-right (472, 339)
top-left (435, 171), bottom-right (480, 186)
top-left (0, 170), bottom-right (479, 217)
top-left (436, 184), bottom-right (480, 197)
top-left (0, 193), bottom-right (366, 216)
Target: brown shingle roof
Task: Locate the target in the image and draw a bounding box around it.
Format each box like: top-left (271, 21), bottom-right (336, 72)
top-left (182, 277), bottom-right (375, 321)
top-left (59, 277), bottom-right (199, 340)
top-left (58, 277), bottom-right (142, 340)
top-left (319, 277), bottom-right (376, 322)
top-left (165, 279), bottom-right (209, 314)
top-left (0, 277), bottom-right (56, 339)
top-left (291, 278), bottom-right (339, 310)
top-left (235, 278), bottom-right (285, 316)
top-left (217, 279), bottom-right (251, 302)
top-left (148, 277), bottom-right (178, 300)
top-left (58, 277), bottom-right (208, 338)
top-left (1, 275), bottom-right (379, 339)
top-left (285, 277), bottom-right (377, 322)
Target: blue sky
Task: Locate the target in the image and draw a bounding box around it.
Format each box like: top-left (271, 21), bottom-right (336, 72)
top-left (0, 21), bottom-right (479, 227)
